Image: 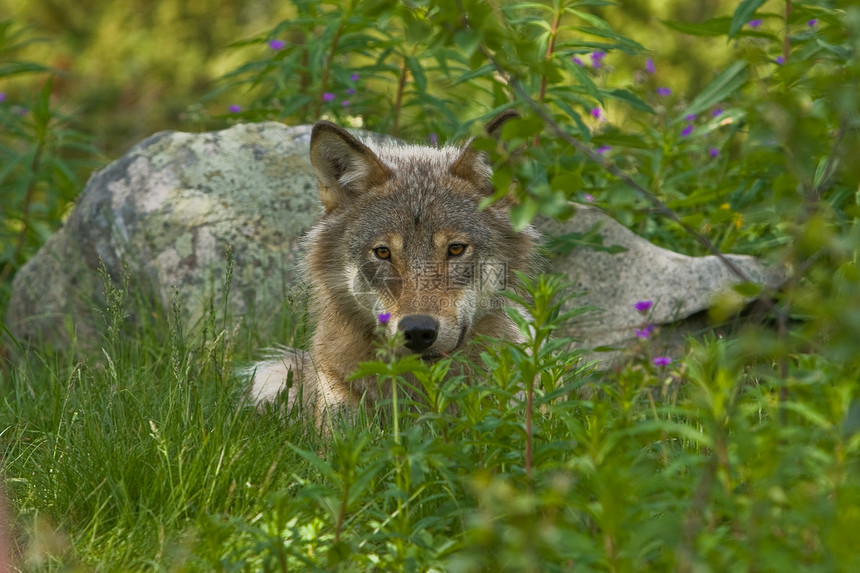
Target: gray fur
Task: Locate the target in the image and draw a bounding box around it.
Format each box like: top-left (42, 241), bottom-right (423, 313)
top-left (250, 113), bottom-right (538, 423)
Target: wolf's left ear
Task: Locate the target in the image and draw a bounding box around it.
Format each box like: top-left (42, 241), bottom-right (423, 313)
top-left (310, 121), bottom-right (391, 211)
top-left (450, 110), bottom-right (521, 196)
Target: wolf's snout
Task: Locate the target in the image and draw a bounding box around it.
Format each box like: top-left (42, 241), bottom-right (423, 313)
top-left (398, 315), bottom-right (439, 352)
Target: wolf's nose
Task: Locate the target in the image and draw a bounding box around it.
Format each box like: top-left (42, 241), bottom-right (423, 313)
top-left (398, 314), bottom-right (439, 352)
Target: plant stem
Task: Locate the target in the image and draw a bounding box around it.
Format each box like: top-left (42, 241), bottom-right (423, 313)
top-left (0, 140), bottom-right (44, 283)
top-left (534, 8), bottom-right (561, 147)
top-left (675, 454), bottom-right (718, 573)
top-left (784, 1), bottom-right (792, 63)
top-left (392, 373), bottom-right (400, 445)
top-left (525, 378), bottom-right (533, 479)
top-left (314, 18), bottom-right (347, 120)
top-left (334, 479), bottom-right (350, 544)
top-left (537, 9), bottom-right (561, 105)
top-left (393, 56), bottom-right (409, 138)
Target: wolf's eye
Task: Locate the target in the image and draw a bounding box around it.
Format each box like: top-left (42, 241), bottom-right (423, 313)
top-left (374, 246), bottom-right (391, 260)
top-left (447, 244), bottom-right (467, 258)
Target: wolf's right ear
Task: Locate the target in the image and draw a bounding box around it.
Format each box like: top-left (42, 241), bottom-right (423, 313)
top-left (485, 109), bottom-right (521, 140)
top-left (309, 121), bottom-right (391, 211)
top-left (450, 110), bottom-right (522, 198)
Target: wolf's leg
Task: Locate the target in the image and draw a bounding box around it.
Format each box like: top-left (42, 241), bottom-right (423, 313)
top-left (248, 348), bottom-right (317, 412)
top-left (311, 371), bottom-right (366, 431)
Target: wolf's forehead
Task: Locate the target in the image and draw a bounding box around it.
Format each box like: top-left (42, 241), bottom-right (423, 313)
top-left (370, 142), bottom-right (463, 170)
top-left (375, 146), bottom-right (468, 192)
top-left (385, 178), bottom-right (483, 223)
top-left (347, 190), bottom-right (487, 247)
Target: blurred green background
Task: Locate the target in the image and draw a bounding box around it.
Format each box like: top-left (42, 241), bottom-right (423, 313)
top-left (1, 0), bottom-right (295, 157)
top-left (1, 0), bottom-right (736, 160)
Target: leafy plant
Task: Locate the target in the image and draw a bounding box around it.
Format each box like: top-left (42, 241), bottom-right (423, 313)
top-left (0, 20), bottom-right (101, 312)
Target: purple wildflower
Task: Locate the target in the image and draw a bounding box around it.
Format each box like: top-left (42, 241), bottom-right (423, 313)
top-left (346, 87), bottom-right (356, 96)
top-left (681, 124), bottom-right (693, 137)
top-left (591, 107), bottom-right (602, 119)
top-left (378, 313), bottom-right (391, 324)
top-left (748, 19), bottom-right (762, 29)
top-left (596, 145), bottom-right (612, 154)
top-left (645, 58), bottom-right (656, 74)
top-left (322, 92), bottom-right (335, 102)
top-left (228, 104), bottom-right (241, 113)
top-left (653, 356), bottom-right (672, 367)
top-left (657, 87), bottom-right (671, 96)
top-left (808, 19), bottom-right (818, 28)
top-left (685, 114), bottom-right (697, 121)
top-left (590, 51), bottom-right (606, 68)
top-left (429, 133), bottom-right (439, 146)
top-left (572, 56), bottom-right (584, 66)
top-left (268, 39), bottom-right (285, 51)
top-left (583, 193), bottom-right (595, 203)
top-left (712, 107), bottom-right (724, 117)
top-left (0, 93), bottom-right (5, 103)
top-left (709, 148), bottom-right (719, 158)
top-left (634, 300), bottom-right (653, 313)
top-left (341, 100), bottom-right (350, 107)
top-left (350, 73), bottom-right (360, 81)
top-left (775, 56), bottom-right (785, 65)
top-left (635, 324), bottom-right (656, 339)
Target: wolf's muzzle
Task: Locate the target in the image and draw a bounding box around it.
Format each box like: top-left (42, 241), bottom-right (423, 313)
top-left (398, 314), bottom-right (439, 352)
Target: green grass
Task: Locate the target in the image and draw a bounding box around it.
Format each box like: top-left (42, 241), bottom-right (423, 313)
top-left (2, 273), bottom-right (859, 572)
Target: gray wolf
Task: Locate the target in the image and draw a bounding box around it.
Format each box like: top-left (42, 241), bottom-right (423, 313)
top-left (249, 111), bottom-right (539, 421)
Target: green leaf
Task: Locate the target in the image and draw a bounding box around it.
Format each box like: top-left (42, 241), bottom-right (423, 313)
top-left (288, 444), bottom-right (339, 483)
top-left (454, 28), bottom-right (483, 57)
top-left (780, 401), bottom-right (833, 430)
top-left (608, 88), bottom-right (654, 113)
top-left (732, 282), bottom-right (762, 297)
top-left (728, 0), bottom-right (767, 39)
top-left (510, 197), bottom-right (539, 231)
top-left (347, 461), bottom-right (385, 506)
top-left (406, 55), bottom-right (427, 93)
top-left (813, 156), bottom-right (837, 190)
top-left (501, 115), bottom-right (543, 139)
top-left (450, 63), bottom-right (495, 85)
top-left (503, 306), bottom-right (531, 337)
top-left (593, 132), bottom-right (650, 150)
top-left (680, 212), bottom-right (705, 228)
top-left (678, 61), bottom-right (747, 120)
top-left (551, 173), bottom-right (584, 194)
top-left (0, 61), bottom-right (51, 79)
top-left (388, 355), bottom-right (427, 376)
top-left (551, 98), bottom-right (588, 137)
top-left (564, 59), bottom-right (602, 103)
top-left (350, 361), bottom-right (390, 379)
top-left (548, 223), bottom-right (628, 256)
top-left (568, 10), bottom-right (613, 33)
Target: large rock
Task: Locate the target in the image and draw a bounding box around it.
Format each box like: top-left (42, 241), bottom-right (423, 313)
top-left (6, 121), bottom-right (780, 359)
top-left (7, 122), bottom-right (320, 347)
top-left (542, 211), bottom-right (781, 356)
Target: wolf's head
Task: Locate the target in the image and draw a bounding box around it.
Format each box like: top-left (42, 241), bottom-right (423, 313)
top-left (305, 111), bottom-right (538, 359)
